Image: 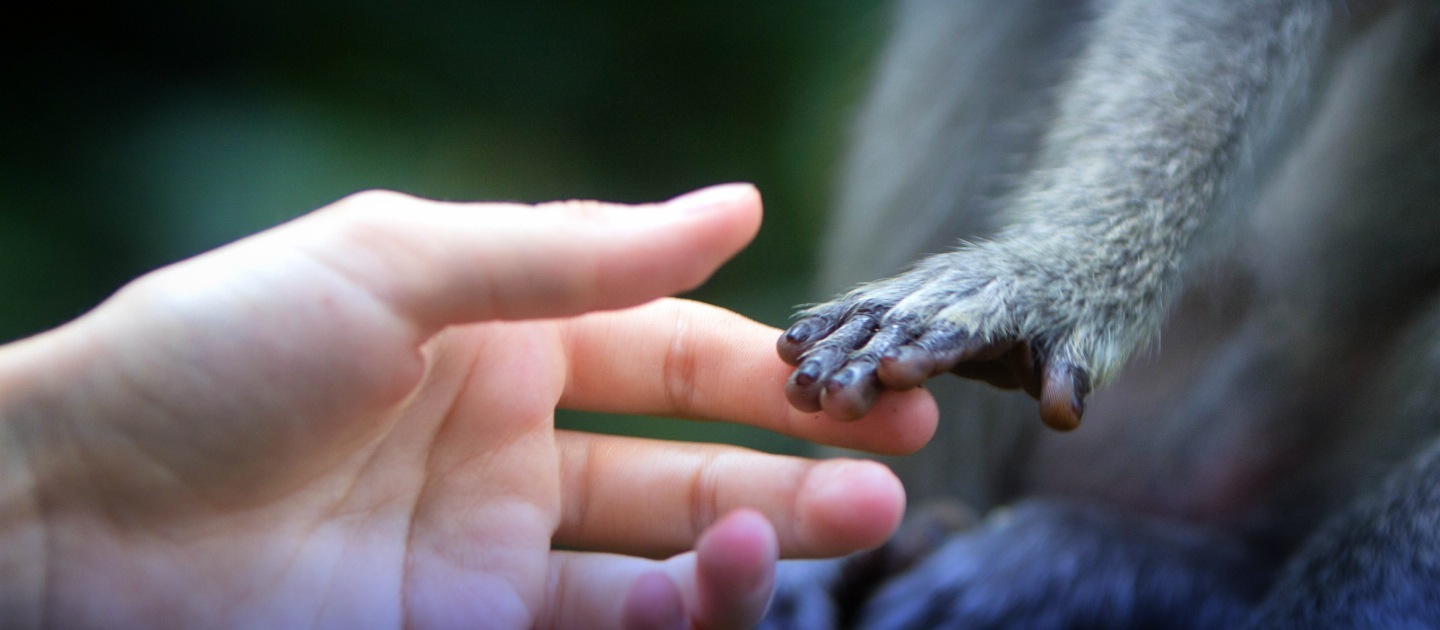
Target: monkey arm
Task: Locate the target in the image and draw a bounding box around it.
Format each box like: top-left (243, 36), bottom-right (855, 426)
top-left (779, 0), bottom-right (1361, 429)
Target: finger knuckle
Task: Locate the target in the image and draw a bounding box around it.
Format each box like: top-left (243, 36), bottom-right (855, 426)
top-left (688, 454), bottom-right (722, 536)
top-left (661, 311), bottom-right (701, 416)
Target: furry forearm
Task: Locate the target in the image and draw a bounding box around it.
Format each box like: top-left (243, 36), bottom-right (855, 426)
top-left (995, 0), bottom-right (1348, 379)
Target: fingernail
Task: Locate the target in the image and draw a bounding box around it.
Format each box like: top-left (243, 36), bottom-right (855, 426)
top-left (793, 361), bottom-right (820, 386)
top-left (785, 319), bottom-right (818, 345)
top-left (667, 183), bottom-right (757, 214)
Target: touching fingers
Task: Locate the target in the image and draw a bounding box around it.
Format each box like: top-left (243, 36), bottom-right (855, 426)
top-left (552, 432), bottom-right (904, 559)
top-left (291, 184), bottom-right (762, 335)
top-left (558, 299), bottom-right (939, 455)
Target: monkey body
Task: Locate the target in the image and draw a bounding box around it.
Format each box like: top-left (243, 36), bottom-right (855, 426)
top-left (766, 0), bottom-right (1440, 626)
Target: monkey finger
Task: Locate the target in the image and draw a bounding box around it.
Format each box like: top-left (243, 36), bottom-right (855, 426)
top-left (808, 322), bottom-right (921, 419)
top-left (777, 315), bottom-right (838, 365)
top-left (785, 348), bottom-right (837, 413)
top-left (1038, 358), bottom-right (1089, 431)
top-left (779, 287), bottom-right (906, 366)
top-left (783, 311), bottom-right (884, 414)
top-left (855, 321), bottom-right (922, 364)
top-left (877, 346), bottom-right (942, 390)
top-left (800, 311), bottom-right (883, 368)
top-left (552, 431), bottom-right (905, 559)
top-left (819, 359), bottom-right (882, 421)
top-left (877, 327), bottom-right (1002, 390)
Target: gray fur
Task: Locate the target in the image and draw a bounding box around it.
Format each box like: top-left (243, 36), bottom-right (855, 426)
top-left (768, 0), bottom-right (1440, 625)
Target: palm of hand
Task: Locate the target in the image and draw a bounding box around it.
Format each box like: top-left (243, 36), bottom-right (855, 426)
top-left (30, 247), bottom-right (568, 626)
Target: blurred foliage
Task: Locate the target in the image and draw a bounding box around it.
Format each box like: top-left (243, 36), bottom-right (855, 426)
top-left (3, 1), bottom-right (891, 452)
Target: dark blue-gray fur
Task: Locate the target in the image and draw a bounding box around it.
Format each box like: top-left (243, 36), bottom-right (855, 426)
top-left (771, 0), bottom-right (1440, 627)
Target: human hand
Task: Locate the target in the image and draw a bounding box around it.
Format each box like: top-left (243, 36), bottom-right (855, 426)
top-left (0, 185), bottom-right (938, 628)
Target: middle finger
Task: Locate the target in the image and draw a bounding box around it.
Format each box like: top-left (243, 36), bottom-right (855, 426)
top-left (551, 430), bottom-right (904, 559)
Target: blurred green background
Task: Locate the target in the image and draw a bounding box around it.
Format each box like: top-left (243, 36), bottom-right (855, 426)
top-left (4, 1), bottom-right (889, 452)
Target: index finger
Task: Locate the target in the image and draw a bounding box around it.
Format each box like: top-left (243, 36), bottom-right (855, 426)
top-left (289, 184), bottom-right (762, 336)
top-left (559, 299), bottom-right (938, 455)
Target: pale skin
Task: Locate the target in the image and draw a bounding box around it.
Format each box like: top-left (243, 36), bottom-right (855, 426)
top-left (0, 184), bottom-right (938, 629)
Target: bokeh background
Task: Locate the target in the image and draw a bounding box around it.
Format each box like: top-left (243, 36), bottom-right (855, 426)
top-left (5, 1), bottom-right (891, 452)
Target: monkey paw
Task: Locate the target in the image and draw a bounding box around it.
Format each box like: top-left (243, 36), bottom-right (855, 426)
top-left (777, 253), bottom-right (1092, 430)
